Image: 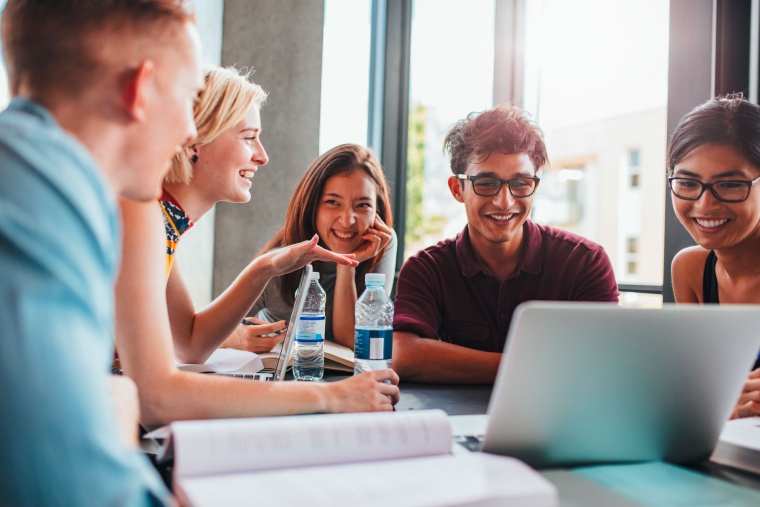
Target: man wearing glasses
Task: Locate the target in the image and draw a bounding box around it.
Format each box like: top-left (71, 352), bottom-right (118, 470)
top-left (392, 105), bottom-right (619, 383)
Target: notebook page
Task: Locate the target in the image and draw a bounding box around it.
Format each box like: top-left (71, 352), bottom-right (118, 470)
top-left (173, 409), bottom-right (451, 479)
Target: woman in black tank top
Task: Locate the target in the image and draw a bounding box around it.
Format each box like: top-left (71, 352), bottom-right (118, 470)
top-left (668, 96), bottom-right (760, 419)
top-left (702, 251), bottom-right (719, 303)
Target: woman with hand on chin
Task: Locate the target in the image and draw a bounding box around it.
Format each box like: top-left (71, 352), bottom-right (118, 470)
top-left (669, 95), bottom-right (760, 419)
top-left (116, 67), bottom-right (398, 427)
top-left (243, 144), bottom-right (396, 350)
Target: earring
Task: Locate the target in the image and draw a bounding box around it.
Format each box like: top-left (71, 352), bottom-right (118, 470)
top-left (191, 154), bottom-right (198, 164)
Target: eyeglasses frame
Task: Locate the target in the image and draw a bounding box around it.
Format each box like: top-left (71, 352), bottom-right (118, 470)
top-left (456, 173), bottom-right (541, 198)
top-left (667, 175), bottom-right (760, 203)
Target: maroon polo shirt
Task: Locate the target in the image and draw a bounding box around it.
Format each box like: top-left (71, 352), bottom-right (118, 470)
top-left (393, 220), bottom-right (619, 352)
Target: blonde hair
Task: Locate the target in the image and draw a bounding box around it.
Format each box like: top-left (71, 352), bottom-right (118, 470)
top-left (166, 65), bottom-right (268, 184)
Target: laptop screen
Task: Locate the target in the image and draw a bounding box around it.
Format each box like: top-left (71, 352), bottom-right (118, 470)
top-left (272, 264), bottom-right (312, 381)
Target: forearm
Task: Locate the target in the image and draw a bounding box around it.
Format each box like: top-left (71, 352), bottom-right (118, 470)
top-left (392, 332), bottom-right (501, 384)
top-left (332, 264), bottom-right (358, 348)
top-left (178, 256), bottom-right (276, 363)
top-left (135, 369), bottom-right (333, 426)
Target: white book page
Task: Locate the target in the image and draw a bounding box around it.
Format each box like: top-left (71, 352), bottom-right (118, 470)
top-left (172, 409), bottom-right (452, 479)
top-left (715, 417), bottom-right (760, 450)
top-left (176, 453), bottom-right (558, 507)
top-left (177, 348), bottom-right (263, 374)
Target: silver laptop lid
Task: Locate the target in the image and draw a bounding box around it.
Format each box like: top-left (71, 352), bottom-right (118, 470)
top-left (483, 302), bottom-right (760, 468)
top-left (272, 264), bottom-right (312, 381)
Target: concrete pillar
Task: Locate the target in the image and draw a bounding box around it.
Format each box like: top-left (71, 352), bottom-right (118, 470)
top-left (213, 0), bottom-right (325, 297)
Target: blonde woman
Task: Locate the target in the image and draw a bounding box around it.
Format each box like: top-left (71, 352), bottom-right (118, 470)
top-left (115, 66), bottom-right (398, 427)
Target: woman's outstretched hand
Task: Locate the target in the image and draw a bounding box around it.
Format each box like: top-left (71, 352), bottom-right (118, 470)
top-left (263, 235), bottom-right (358, 277)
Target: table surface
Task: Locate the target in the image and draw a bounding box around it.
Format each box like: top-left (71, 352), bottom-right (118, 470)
top-left (326, 373), bottom-right (760, 505)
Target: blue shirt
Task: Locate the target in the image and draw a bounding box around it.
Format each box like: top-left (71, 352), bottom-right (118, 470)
top-left (0, 98), bottom-right (171, 505)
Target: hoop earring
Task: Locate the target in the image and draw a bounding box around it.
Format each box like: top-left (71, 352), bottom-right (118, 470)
top-left (191, 154), bottom-right (198, 164)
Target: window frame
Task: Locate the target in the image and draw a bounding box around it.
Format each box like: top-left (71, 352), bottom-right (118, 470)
top-left (370, 0), bottom-right (756, 301)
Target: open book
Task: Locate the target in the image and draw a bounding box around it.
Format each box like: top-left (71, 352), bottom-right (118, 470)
top-left (149, 409), bottom-right (558, 507)
top-left (177, 348), bottom-right (264, 375)
top-left (711, 417), bottom-right (760, 475)
top-left (259, 339), bottom-right (354, 373)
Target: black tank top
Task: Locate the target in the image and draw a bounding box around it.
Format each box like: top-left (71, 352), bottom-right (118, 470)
top-left (702, 250), bottom-right (719, 303)
top-left (703, 251), bottom-right (760, 370)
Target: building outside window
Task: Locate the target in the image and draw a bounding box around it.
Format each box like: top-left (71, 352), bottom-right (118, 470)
top-left (628, 148), bottom-right (641, 188)
top-left (523, 0), bottom-right (669, 306)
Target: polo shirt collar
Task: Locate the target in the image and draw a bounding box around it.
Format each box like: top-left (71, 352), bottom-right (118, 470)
top-left (455, 220), bottom-right (544, 279)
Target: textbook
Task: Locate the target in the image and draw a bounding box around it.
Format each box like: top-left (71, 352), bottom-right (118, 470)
top-left (711, 417), bottom-right (760, 475)
top-left (259, 339), bottom-right (354, 373)
top-left (150, 409), bottom-right (558, 507)
top-left (177, 348), bottom-right (264, 375)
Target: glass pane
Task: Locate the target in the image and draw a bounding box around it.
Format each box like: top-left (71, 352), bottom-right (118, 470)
top-left (619, 291), bottom-right (663, 308)
top-left (404, 0), bottom-right (495, 259)
top-left (319, 0), bottom-right (372, 154)
top-left (523, 0), bottom-right (669, 287)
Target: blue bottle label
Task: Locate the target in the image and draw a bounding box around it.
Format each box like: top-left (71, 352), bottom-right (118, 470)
top-left (296, 315), bottom-right (325, 342)
top-left (354, 328), bottom-right (393, 360)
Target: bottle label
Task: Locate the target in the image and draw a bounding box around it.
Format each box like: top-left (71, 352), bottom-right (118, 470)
top-left (296, 315), bottom-right (325, 342)
top-left (354, 328), bottom-right (392, 360)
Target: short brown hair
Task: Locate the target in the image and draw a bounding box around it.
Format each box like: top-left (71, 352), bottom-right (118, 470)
top-left (264, 144), bottom-right (393, 305)
top-left (166, 66), bottom-right (268, 184)
top-left (668, 94), bottom-right (760, 174)
top-left (444, 104), bottom-right (548, 175)
top-left (2, 0), bottom-right (195, 100)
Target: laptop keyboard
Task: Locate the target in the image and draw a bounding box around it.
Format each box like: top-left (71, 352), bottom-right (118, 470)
top-left (453, 435), bottom-right (484, 452)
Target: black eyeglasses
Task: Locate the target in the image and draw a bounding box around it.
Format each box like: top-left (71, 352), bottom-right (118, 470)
top-left (457, 174), bottom-right (540, 198)
top-left (667, 176), bottom-right (760, 203)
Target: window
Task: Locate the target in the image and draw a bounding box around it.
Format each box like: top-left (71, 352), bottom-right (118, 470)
top-left (628, 149), bottom-right (641, 188)
top-left (403, 0), bottom-right (495, 260)
top-left (319, 0), bottom-right (372, 154)
top-left (523, 0), bottom-right (669, 303)
top-left (625, 236), bottom-right (638, 274)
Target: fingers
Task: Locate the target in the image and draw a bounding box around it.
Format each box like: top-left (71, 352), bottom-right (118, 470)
top-left (311, 244), bottom-right (358, 266)
top-left (240, 320), bottom-right (286, 337)
top-left (748, 367), bottom-right (760, 379)
top-left (372, 368), bottom-right (400, 385)
top-left (240, 334), bottom-right (282, 354)
top-left (734, 400), bottom-right (760, 419)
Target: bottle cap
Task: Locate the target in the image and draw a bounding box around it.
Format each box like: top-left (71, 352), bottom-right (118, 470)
top-left (365, 273), bottom-right (385, 286)
top-left (309, 271), bottom-right (320, 281)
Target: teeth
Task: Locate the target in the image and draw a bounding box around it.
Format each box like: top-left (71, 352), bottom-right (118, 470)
top-left (488, 214), bottom-right (513, 221)
top-left (239, 170), bottom-right (255, 179)
top-left (334, 231), bottom-right (355, 239)
top-left (695, 218), bottom-right (728, 229)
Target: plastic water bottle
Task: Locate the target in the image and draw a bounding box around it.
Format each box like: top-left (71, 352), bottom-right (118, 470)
top-left (354, 273), bottom-right (393, 375)
top-left (294, 271), bottom-right (326, 381)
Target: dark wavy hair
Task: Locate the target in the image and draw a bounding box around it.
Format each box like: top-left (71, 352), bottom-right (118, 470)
top-left (443, 104), bottom-right (548, 175)
top-left (668, 94), bottom-right (760, 173)
top-left (262, 144), bottom-right (393, 305)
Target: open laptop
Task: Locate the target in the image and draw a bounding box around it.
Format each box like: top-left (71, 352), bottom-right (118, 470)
top-left (200, 264), bottom-right (311, 382)
top-left (459, 302), bottom-right (760, 469)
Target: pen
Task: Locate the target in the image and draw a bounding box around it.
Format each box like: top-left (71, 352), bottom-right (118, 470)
top-left (241, 318), bottom-right (285, 335)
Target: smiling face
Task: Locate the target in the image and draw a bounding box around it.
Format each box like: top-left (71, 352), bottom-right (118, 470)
top-left (315, 170), bottom-right (378, 254)
top-left (449, 152), bottom-right (537, 254)
top-left (671, 143), bottom-right (760, 251)
top-left (192, 106), bottom-right (268, 204)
